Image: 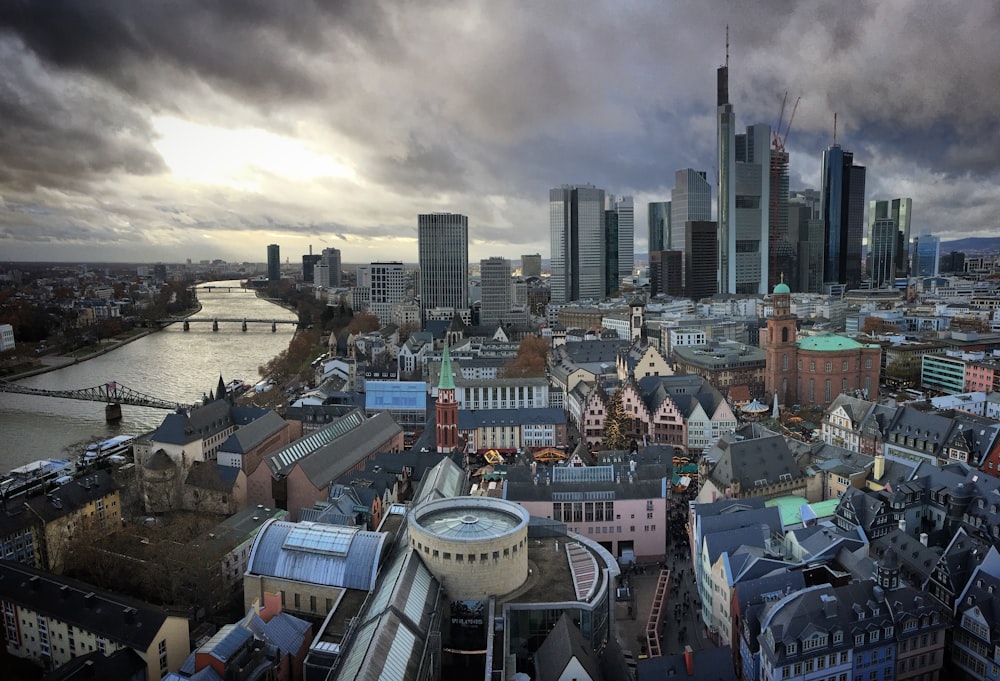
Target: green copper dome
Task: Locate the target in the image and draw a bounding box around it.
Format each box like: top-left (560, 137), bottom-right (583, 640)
top-left (773, 282), bottom-right (790, 294)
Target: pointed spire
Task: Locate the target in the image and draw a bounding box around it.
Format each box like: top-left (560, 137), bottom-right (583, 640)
top-left (438, 341), bottom-right (455, 391)
top-left (217, 375), bottom-right (227, 401)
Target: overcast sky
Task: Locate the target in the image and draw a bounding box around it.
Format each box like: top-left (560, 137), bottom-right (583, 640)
top-left (0, 1), bottom-right (997, 265)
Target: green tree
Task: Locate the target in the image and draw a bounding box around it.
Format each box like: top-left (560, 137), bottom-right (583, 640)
top-left (602, 387), bottom-right (630, 450)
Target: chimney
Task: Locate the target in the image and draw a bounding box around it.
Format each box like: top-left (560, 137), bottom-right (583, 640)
top-left (874, 454), bottom-right (885, 481)
top-left (684, 645), bottom-right (694, 676)
top-left (920, 532), bottom-right (928, 547)
top-left (898, 518), bottom-right (906, 533)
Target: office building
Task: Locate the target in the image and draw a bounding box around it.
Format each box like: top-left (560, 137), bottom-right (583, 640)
top-left (521, 253), bottom-right (542, 278)
top-left (768, 147), bottom-right (792, 291)
top-left (266, 244), bottom-right (280, 282)
top-left (313, 247), bottom-right (341, 288)
top-left (671, 169), bottom-right (712, 290)
top-left (790, 190), bottom-right (824, 292)
top-left (685, 221), bottom-right (719, 301)
top-left (717, 57), bottom-right (770, 294)
top-left (605, 207), bottom-right (619, 295)
top-left (820, 144), bottom-right (867, 291)
top-left (550, 184), bottom-right (606, 304)
top-left (356, 262), bottom-right (406, 325)
top-left (301, 246), bottom-right (321, 284)
top-left (649, 250), bottom-right (683, 297)
top-left (648, 201), bottom-right (671, 253)
top-left (609, 194), bottom-right (634, 284)
top-left (913, 234), bottom-right (940, 277)
top-left (480, 256), bottom-right (512, 327)
top-left (867, 218), bottom-right (897, 287)
top-left (869, 197), bottom-right (913, 278)
top-left (418, 213), bottom-right (469, 321)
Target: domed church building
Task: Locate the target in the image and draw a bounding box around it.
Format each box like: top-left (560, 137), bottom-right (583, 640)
top-left (763, 279), bottom-right (881, 408)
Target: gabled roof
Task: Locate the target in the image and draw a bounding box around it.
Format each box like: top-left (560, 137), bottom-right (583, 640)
top-left (184, 461), bottom-right (241, 493)
top-left (218, 411), bottom-right (288, 455)
top-left (25, 470), bottom-right (118, 523)
top-left (705, 426), bottom-right (804, 490)
top-left (534, 612), bottom-right (603, 681)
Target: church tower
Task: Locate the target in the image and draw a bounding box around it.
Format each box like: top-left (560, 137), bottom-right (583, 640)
top-left (629, 296), bottom-right (645, 342)
top-left (435, 342), bottom-right (459, 453)
top-left (764, 276), bottom-right (798, 406)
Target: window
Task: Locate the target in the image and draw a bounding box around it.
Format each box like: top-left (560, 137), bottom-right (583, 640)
top-left (866, 358), bottom-right (872, 369)
top-left (825, 361), bottom-right (832, 373)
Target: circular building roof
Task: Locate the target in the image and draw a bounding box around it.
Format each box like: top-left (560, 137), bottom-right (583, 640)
top-left (412, 496), bottom-right (529, 542)
top-left (773, 282), bottom-right (791, 294)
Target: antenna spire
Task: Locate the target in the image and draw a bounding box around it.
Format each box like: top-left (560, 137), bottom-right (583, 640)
top-left (833, 112), bottom-right (838, 145)
top-left (725, 25), bottom-right (729, 68)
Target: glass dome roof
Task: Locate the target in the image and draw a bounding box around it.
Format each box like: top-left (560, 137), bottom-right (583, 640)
top-left (419, 506), bottom-right (522, 540)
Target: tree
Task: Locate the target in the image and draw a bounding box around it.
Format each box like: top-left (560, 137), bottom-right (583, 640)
top-left (345, 312), bottom-right (380, 335)
top-left (502, 335), bottom-right (549, 378)
top-left (885, 357), bottom-right (920, 388)
top-left (602, 387), bottom-right (630, 450)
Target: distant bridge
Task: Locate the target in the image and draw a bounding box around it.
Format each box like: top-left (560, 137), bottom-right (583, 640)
top-left (197, 285), bottom-right (254, 292)
top-left (157, 317), bottom-right (298, 331)
top-left (0, 380), bottom-right (179, 421)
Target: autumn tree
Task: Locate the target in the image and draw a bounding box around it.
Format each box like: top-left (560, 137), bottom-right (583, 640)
top-left (602, 387), bottom-right (630, 450)
top-left (502, 335), bottom-right (549, 378)
top-left (345, 312), bottom-right (381, 335)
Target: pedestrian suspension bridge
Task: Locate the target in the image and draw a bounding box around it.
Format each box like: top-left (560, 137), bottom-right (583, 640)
top-left (0, 379), bottom-right (179, 422)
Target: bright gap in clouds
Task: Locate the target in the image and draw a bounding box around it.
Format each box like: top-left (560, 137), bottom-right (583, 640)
top-left (152, 116), bottom-right (355, 189)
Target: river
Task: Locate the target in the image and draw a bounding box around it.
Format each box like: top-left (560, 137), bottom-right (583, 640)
top-left (0, 281), bottom-right (297, 471)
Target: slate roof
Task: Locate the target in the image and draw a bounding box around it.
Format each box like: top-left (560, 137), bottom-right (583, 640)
top-left (872, 529), bottom-right (941, 583)
top-left (637, 644), bottom-right (738, 681)
top-left (43, 648), bottom-right (147, 681)
top-left (25, 470), bottom-right (118, 523)
top-left (503, 463), bottom-right (668, 503)
top-left (458, 407), bottom-right (566, 429)
top-left (184, 461), bottom-right (241, 493)
top-left (242, 611), bottom-right (312, 658)
top-left (218, 411), bottom-right (287, 455)
top-left (639, 374), bottom-right (728, 419)
top-left (150, 398), bottom-right (269, 446)
top-left (0, 560), bottom-right (171, 650)
top-left (246, 520), bottom-right (388, 590)
top-left (705, 425), bottom-right (804, 490)
top-left (534, 612), bottom-right (603, 681)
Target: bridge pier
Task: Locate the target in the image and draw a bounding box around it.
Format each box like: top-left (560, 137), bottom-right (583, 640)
top-left (242, 320), bottom-right (248, 332)
top-left (212, 319), bottom-right (219, 332)
top-left (183, 320), bottom-right (190, 331)
top-left (105, 403), bottom-right (122, 422)
top-left (271, 322), bottom-right (277, 332)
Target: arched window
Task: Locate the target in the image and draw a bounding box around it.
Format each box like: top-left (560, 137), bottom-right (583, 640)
top-left (781, 327), bottom-right (789, 343)
top-left (782, 353), bottom-right (789, 370)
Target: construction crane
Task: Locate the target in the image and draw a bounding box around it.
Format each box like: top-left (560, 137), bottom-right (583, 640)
top-left (769, 92), bottom-right (800, 290)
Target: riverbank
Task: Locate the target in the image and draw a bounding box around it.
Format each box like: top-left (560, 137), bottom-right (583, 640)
top-left (1, 303), bottom-right (204, 383)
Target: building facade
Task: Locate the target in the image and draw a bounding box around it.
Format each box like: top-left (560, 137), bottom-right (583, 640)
top-left (418, 213), bottom-right (469, 321)
top-left (550, 185), bottom-right (606, 304)
top-left (869, 197), bottom-right (913, 279)
top-left (820, 144), bottom-right (866, 292)
top-left (355, 261), bottom-right (405, 326)
top-left (267, 244), bottom-right (280, 282)
top-left (480, 256), bottom-right (512, 328)
top-left (648, 201), bottom-right (671, 253)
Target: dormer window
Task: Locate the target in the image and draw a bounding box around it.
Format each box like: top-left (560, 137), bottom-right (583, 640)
top-left (786, 642), bottom-right (797, 655)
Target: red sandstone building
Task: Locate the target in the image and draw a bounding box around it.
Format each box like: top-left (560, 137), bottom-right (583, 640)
top-left (763, 281), bottom-right (882, 408)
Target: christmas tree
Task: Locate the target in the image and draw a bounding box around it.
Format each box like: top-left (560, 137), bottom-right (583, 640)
top-left (602, 386), bottom-right (630, 450)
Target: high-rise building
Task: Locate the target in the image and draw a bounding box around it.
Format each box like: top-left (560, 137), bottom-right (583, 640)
top-left (314, 247), bottom-right (341, 288)
top-left (868, 198), bottom-right (913, 279)
top-left (302, 246), bottom-right (321, 284)
top-left (479, 257), bottom-right (512, 328)
top-left (267, 244), bottom-right (280, 282)
top-left (820, 145), bottom-right (866, 291)
top-left (685, 221), bottom-right (719, 301)
top-left (648, 202), bottom-right (671, 254)
top-left (790, 190), bottom-right (823, 292)
top-left (768, 147), bottom-right (792, 291)
top-left (356, 262), bottom-right (406, 325)
top-left (717, 58), bottom-right (770, 294)
top-left (605, 209), bottom-right (619, 295)
top-left (550, 185), bottom-right (606, 304)
top-left (610, 195), bottom-right (634, 284)
top-left (649, 250), bottom-right (683, 297)
top-left (418, 213), bottom-right (469, 320)
top-left (912, 234), bottom-right (940, 277)
top-left (521, 254), bottom-right (542, 278)
top-left (671, 169), bottom-right (712, 290)
top-left (867, 219), bottom-right (897, 287)
top-left (940, 251), bottom-right (965, 274)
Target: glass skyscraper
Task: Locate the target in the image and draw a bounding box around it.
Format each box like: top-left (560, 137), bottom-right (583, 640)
top-left (648, 201), bottom-right (671, 254)
top-left (549, 185), bottom-right (606, 304)
top-left (671, 168), bottom-right (712, 291)
top-left (868, 197), bottom-right (912, 278)
top-left (609, 195), bottom-right (634, 285)
top-left (418, 213), bottom-right (469, 320)
top-left (267, 244), bottom-right (280, 282)
top-left (867, 218), bottom-right (897, 287)
top-left (820, 144), bottom-right (866, 291)
top-left (913, 234), bottom-right (940, 277)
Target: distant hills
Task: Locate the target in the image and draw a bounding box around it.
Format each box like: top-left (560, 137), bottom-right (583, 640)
top-left (939, 237), bottom-right (1000, 255)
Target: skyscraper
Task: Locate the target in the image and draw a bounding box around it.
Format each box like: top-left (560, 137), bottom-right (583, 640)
top-left (685, 221), bottom-right (719, 301)
top-left (604, 208), bottom-right (619, 295)
top-left (790, 189), bottom-right (823, 292)
top-left (671, 169), bottom-right (712, 290)
top-left (302, 246), bottom-right (321, 284)
top-left (820, 145), bottom-right (866, 291)
top-left (867, 219), bottom-right (897, 287)
top-left (267, 244), bottom-right (280, 282)
top-left (610, 195), bottom-right (634, 283)
top-left (717, 59), bottom-right (770, 294)
top-left (912, 234), bottom-right (940, 277)
top-left (768, 147), bottom-right (792, 291)
top-left (418, 213), bottom-right (469, 320)
top-left (649, 250), bottom-right (683, 297)
top-left (648, 201), bottom-right (671, 254)
top-left (356, 261), bottom-right (405, 325)
top-left (521, 254), bottom-right (542, 278)
top-left (479, 257), bottom-right (512, 327)
top-left (315, 247), bottom-right (342, 288)
top-left (868, 198), bottom-right (912, 279)
top-left (550, 184), bottom-right (606, 304)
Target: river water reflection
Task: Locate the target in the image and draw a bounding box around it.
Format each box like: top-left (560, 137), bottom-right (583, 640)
top-left (0, 282), bottom-right (296, 470)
